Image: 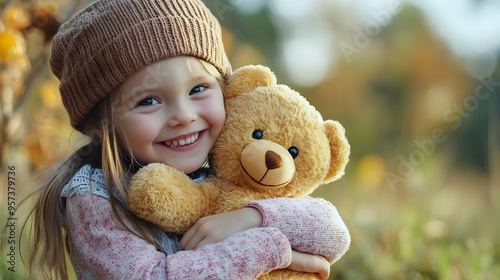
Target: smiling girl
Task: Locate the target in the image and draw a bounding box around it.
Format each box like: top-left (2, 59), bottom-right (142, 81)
top-left (25, 0), bottom-right (350, 279)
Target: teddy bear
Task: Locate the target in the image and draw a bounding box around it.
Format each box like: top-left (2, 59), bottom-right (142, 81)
top-left (128, 65), bottom-right (350, 279)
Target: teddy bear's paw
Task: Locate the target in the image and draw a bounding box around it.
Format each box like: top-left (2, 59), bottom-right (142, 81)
top-left (129, 163), bottom-right (207, 233)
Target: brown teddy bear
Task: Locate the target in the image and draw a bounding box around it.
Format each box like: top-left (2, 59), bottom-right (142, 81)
top-left (129, 65), bottom-right (350, 279)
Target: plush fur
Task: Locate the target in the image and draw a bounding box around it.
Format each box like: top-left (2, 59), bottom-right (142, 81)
top-left (129, 65), bottom-right (350, 279)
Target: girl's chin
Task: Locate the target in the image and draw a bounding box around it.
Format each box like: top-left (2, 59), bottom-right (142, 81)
top-left (176, 166), bottom-right (200, 174)
top-left (162, 159), bottom-right (207, 174)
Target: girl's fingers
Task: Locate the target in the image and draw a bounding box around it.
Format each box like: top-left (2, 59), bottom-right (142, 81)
top-left (180, 223), bottom-right (203, 250)
top-left (288, 250), bottom-right (330, 280)
top-left (180, 208), bottom-right (263, 250)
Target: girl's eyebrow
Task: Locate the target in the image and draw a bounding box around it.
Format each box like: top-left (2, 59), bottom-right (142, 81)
top-left (190, 75), bottom-right (215, 84)
top-left (123, 79), bottom-right (163, 98)
top-left (117, 86), bottom-right (151, 108)
top-left (120, 74), bottom-right (215, 101)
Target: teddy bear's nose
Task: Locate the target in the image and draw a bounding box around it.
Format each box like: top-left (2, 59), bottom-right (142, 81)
top-left (265, 151), bottom-right (283, 169)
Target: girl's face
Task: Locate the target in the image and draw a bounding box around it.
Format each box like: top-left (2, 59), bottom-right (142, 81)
top-left (116, 56), bottom-right (225, 174)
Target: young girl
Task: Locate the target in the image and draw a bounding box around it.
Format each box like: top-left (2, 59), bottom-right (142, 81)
top-left (26, 0), bottom-right (350, 279)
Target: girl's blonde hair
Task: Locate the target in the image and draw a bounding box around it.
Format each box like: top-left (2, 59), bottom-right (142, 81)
top-left (24, 57), bottom-right (225, 280)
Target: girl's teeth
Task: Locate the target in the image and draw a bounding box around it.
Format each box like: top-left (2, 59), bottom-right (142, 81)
top-left (165, 133), bottom-right (199, 147)
top-left (186, 135), bottom-right (195, 144)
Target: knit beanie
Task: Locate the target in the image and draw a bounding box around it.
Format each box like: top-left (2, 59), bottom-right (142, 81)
top-left (50, 0), bottom-right (231, 132)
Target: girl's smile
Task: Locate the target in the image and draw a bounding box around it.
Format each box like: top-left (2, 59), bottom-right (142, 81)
top-left (158, 130), bottom-right (205, 150)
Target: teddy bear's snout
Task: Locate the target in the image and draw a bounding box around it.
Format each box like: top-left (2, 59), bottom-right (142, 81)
top-left (240, 140), bottom-right (295, 188)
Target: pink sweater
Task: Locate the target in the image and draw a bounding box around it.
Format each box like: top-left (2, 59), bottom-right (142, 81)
top-left (63, 166), bottom-right (350, 279)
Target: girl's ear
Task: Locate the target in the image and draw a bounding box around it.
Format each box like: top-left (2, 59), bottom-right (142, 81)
top-left (323, 120), bottom-right (350, 184)
top-left (225, 65), bottom-right (277, 99)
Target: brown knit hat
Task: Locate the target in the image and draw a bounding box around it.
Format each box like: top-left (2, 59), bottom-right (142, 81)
top-left (50, 0), bottom-right (231, 131)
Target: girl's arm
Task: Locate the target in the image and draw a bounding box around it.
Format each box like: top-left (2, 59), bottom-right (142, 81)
top-left (246, 197), bottom-right (351, 263)
top-left (181, 197), bottom-right (350, 264)
top-left (65, 193), bottom-right (292, 280)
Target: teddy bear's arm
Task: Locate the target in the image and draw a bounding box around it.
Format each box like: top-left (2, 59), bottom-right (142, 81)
top-left (129, 163), bottom-right (219, 234)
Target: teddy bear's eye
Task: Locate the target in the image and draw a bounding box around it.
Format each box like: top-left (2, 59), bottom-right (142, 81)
top-left (252, 130), bottom-right (264, 140)
top-left (288, 146), bottom-right (299, 159)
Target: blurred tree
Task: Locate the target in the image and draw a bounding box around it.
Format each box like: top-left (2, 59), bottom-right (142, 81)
top-left (202, 0), bottom-right (279, 69)
top-left (448, 62), bottom-right (500, 172)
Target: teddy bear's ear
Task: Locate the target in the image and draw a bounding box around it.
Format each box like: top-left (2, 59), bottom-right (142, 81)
top-left (324, 120), bottom-right (350, 183)
top-left (225, 65), bottom-right (277, 99)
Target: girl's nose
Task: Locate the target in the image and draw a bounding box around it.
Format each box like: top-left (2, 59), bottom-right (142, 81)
top-left (167, 102), bottom-right (197, 127)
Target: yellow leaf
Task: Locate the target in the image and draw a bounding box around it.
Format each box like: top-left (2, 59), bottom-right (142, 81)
top-left (0, 29), bottom-right (25, 65)
top-left (0, 31), bottom-right (17, 62)
top-left (4, 6), bottom-right (30, 30)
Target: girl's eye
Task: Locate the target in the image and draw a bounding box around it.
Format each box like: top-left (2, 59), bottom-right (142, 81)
top-left (190, 85), bottom-right (207, 95)
top-left (137, 97), bottom-right (159, 106)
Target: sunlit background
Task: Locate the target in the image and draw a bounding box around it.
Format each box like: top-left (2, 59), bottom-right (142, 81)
top-left (1, 0), bottom-right (499, 279)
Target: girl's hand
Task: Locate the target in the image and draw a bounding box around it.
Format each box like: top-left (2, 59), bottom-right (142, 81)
top-left (288, 250), bottom-right (331, 280)
top-left (180, 208), bottom-right (263, 250)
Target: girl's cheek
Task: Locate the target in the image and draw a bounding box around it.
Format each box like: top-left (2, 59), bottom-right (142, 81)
top-left (209, 94), bottom-right (226, 125)
top-left (138, 123), bottom-right (158, 141)
top-left (123, 116), bottom-right (158, 143)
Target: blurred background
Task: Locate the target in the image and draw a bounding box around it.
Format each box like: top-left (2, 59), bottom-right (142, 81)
top-left (1, 0), bottom-right (499, 279)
